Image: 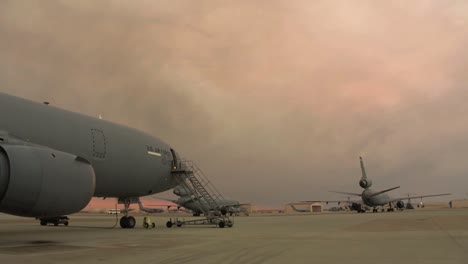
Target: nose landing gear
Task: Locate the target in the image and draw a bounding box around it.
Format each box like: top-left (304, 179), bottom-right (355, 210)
top-left (118, 198), bottom-right (137, 229)
top-left (120, 216), bottom-right (136, 228)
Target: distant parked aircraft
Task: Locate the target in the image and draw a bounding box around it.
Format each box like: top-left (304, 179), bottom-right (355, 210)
top-left (304, 157), bottom-right (450, 213)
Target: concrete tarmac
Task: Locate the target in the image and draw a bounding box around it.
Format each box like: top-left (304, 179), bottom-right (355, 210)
top-left (0, 209), bottom-right (467, 264)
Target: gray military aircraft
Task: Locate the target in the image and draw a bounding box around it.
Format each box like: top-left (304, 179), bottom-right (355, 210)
top-left (289, 205), bottom-right (310, 213)
top-left (137, 199), bottom-right (165, 214)
top-left (329, 157), bottom-right (451, 213)
top-left (0, 92), bottom-right (182, 228)
top-left (166, 185), bottom-right (247, 216)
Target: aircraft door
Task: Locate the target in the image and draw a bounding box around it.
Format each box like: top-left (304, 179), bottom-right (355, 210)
top-left (91, 129), bottom-right (107, 159)
top-left (170, 148), bottom-right (178, 170)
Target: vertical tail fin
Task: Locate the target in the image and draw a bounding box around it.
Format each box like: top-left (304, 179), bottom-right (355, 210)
top-left (359, 156), bottom-right (367, 179)
top-left (358, 156), bottom-right (372, 188)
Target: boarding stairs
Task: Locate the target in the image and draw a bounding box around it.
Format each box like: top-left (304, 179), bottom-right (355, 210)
top-left (171, 160), bottom-right (225, 215)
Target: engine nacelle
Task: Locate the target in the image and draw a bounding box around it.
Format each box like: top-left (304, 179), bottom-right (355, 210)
top-left (396, 200), bottom-right (405, 209)
top-left (0, 145), bottom-right (95, 217)
top-left (173, 185), bottom-right (190, 197)
top-left (359, 179), bottom-right (373, 189)
top-left (351, 203), bottom-right (361, 211)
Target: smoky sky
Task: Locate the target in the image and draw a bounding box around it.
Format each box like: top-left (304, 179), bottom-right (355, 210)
top-left (1, 1), bottom-right (467, 206)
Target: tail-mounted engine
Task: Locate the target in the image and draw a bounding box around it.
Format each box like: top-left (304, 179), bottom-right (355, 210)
top-left (359, 179), bottom-right (373, 189)
top-left (0, 145), bottom-right (96, 218)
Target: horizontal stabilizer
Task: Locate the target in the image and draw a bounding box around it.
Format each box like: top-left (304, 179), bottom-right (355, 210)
top-left (369, 186), bottom-right (400, 197)
top-left (329, 191), bottom-right (362, 197)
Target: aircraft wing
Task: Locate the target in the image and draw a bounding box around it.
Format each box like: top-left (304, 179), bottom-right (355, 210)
top-left (152, 197), bottom-right (179, 204)
top-left (329, 191), bottom-right (362, 197)
top-left (368, 186), bottom-right (400, 198)
top-left (220, 203), bottom-right (250, 208)
top-left (300, 200), bottom-right (351, 204)
top-left (390, 193), bottom-right (451, 203)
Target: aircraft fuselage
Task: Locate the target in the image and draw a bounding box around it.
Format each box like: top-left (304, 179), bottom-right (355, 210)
top-left (361, 189), bottom-right (392, 207)
top-left (0, 92), bottom-right (179, 198)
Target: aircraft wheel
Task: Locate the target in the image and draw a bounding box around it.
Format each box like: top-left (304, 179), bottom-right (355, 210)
top-left (152, 223), bottom-right (156, 228)
top-left (40, 220), bottom-right (47, 226)
top-left (64, 221), bottom-right (69, 226)
top-left (144, 223), bottom-right (149, 229)
top-left (127, 216), bottom-right (136, 228)
top-left (218, 221), bottom-right (225, 228)
top-left (54, 222), bottom-right (58, 226)
top-left (120, 217), bottom-right (127, 228)
top-left (120, 216), bottom-right (135, 228)
top-left (227, 221), bottom-right (233, 228)
top-left (166, 221), bottom-right (173, 228)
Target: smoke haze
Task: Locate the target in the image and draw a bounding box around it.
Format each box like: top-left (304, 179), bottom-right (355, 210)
top-left (1, 1), bottom-right (467, 205)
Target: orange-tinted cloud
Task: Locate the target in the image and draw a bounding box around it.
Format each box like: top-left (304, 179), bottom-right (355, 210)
top-left (1, 1), bottom-right (467, 205)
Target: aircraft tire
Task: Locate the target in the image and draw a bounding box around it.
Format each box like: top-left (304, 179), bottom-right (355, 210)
top-left (120, 216), bottom-right (136, 228)
top-left (166, 221), bottom-right (173, 228)
top-left (40, 220), bottom-right (47, 226)
top-left (127, 216), bottom-right (136, 228)
top-left (120, 216), bottom-right (128, 228)
top-left (218, 221), bottom-right (225, 228)
top-left (64, 221), bottom-right (69, 226)
top-left (144, 223), bottom-right (149, 228)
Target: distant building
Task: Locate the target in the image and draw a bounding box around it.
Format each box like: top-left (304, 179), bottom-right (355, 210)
top-left (450, 199), bottom-right (468, 208)
top-left (240, 204), bottom-right (257, 214)
top-left (285, 202), bottom-right (323, 213)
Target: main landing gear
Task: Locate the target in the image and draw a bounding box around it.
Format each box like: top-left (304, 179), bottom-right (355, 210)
top-left (372, 207), bottom-right (394, 213)
top-left (119, 198), bottom-right (136, 229)
top-left (38, 216), bottom-right (69, 226)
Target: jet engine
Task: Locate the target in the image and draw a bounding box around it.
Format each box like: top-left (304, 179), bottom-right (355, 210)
top-left (351, 203), bottom-right (361, 211)
top-left (396, 200), bottom-right (405, 209)
top-left (0, 145), bottom-right (95, 218)
top-left (359, 179), bottom-right (372, 189)
top-left (173, 185), bottom-right (191, 197)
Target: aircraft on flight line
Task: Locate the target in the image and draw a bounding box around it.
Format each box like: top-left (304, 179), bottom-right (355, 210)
top-left (137, 199), bottom-right (165, 214)
top-left (162, 185), bottom-right (248, 216)
top-left (305, 157), bottom-right (450, 213)
top-left (302, 157), bottom-right (450, 213)
top-left (0, 92), bottom-right (183, 228)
